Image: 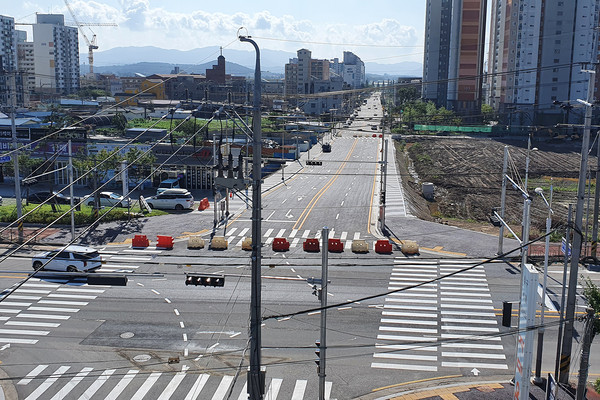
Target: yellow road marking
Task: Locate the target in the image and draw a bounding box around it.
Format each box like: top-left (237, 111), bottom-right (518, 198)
top-left (419, 246), bottom-right (467, 256)
top-left (390, 382), bottom-right (504, 400)
top-left (107, 238), bottom-right (132, 245)
top-left (293, 139), bottom-right (358, 230)
top-left (0, 275), bottom-right (28, 279)
top-left (373, 375), bottom-right (462, 392)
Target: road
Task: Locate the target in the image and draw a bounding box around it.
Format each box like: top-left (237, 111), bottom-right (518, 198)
top-left (0, 93), bottom-right (598, 399)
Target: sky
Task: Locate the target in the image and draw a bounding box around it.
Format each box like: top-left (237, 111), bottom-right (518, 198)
top-left (6, 0), bottom-right (426, 64)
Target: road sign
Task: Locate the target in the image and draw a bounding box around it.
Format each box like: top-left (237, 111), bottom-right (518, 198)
top-left (0, 155), bottom-right (11, 163)
top-left (561, 237), bottom-right (571, 256)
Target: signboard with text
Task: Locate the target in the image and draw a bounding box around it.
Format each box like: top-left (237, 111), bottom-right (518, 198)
top-left (514, 263), bottom-right (539, 400)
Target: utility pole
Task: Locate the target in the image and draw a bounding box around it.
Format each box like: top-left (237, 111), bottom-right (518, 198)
top-left (318, 227), bottom-right (329, 400)
top-left (239, 33), bottom-right (264, 400)
top-left (498, 146), bottom-right (508, 254)
top-left (9, 73), bottom-right (23, 242)
top-left (379, 139), bottom-right (388, 233)
top-left (559, 64), bottom-right (596, 384)
top-left (555, 204), bottom-right (572, 380)
top-left (68, 140), bottom-right (75, 240)
top-left (576, 307), bottom-right (596, 400)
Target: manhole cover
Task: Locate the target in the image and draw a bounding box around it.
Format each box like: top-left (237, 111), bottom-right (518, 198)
top-left (133, 354), bottom-right (151, 363)
top-left (120, 332), bottom-right (135, 339)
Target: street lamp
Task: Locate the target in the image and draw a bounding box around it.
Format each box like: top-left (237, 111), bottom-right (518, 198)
top-left (533, 185), bottom-right (553, 383)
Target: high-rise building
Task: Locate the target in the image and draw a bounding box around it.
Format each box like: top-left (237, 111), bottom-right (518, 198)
top-left (487, 0), bottom-right (600, 126)
top-left (422, 0), bottom-right (487, 117)
top-left (33, 14), bottom-right (79, 95)
top-left (0, 15), bottom-right (17, 72)
top-left (16, 30), bottom-right (35, 97)
top-left (342, 51), bottom-right (366, 89)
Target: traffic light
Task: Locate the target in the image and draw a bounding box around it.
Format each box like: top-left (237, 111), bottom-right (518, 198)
top-left (315, 340), bottom-right (322, 373)
top-left (185, 274), bottom-right (225, 287)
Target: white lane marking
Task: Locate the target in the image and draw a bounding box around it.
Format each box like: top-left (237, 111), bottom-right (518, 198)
top-left (441, 343), bottom-right (504, 350)
top-left (22, 283), bottom-right (59, 288)
top-left (441, 318), bottom-right (497, 325)
top-left (373, 353), bottom-right (437, 361)
top-left (165, 298), bottom-right (172, 304)
top-left (237, 383), bottom-right (248, 400)
top-left (302, 230), bottom-right (310, 238)
top-left (18, 314), bottom-right (70, 320)
top-left (57, 288), bottom-right (105, 293)
top-left (226, 228), bottom-right (238, 236)
top-left (28, 306), bottom-right (79, 313)
top-left (291, 238), bottom-right (300, 248)
top-left (104, 369), bottom-right (138, 400)
top-left (380, 318), bottom-right (437, 326)
top-left (538, 283), bottom-right (558, 312)
top-left (371, 362), bottom-right (437, 371)
top-left (385, 298), bottom-right (437, 304)
top-left (183, 333), bottom-right (188, 341)
top-left (18, 365), bottom-right (48, 385)
top-left (123, 249), bottom-right (162, 254)
top-left (353, 232), bottom-right (361, 240)
top-left (441, 361), bottom-right (508, 369)
top-left (440, 333), bottom-right (501, 341)
top-left (266, 378), bottom-right (282, 399)
top-left (442, 352), bottom-right (506, 359)
top-left (24, 366), bottom-right (70, 400)
top-left (336, 214), bottom-right (339, 220)
top-left (49, 367), bottom-right (93, 400)
top-left (13, 289), bottom-right (50, 295)
top-left (383, 304), bottom-right (438, 311)
top-left (0, 302), bottom-right (31, 307)
top-left (48, 294), bottom-right (96, 300)
top-left (441, 310), bottom-right (496, 317)
top-left (379, 326), bottom-right (437, 334)
top-left (157, 371), bottom-right (187, 400)
top-left (38, 300), bottom-right (88, 306)
top-left (174, 309), bottom-right (180, 316)
top-left (131, 372), bottom-right (162, 400)
top-left (340, 232), bottom-right (347, 241)
top-left (442, 325), bottom-right (499, 332)
top-left (211, 375), bottom-right (234, 400)
top-left (77, 369), bottom-right (115, 399)
top-left (276, 229), bottom-right (286, 237)
top-left (291, 379), bottom-right (307, 400)
top-left (0, 309), bottom-right (19, 314)
top-left (265, 211), bottom-right (275, 221)
top-left (264, 228), bottom-right (274, 237)
top-left (377, 334), bottom-right (438, 342)
top-left (5, 321), bottom-right (60, 328)
top-left (151, 289), bottom-right (160, 295)
top-left (289, 229), bottom-right (298, 238)
top-left (382, 311), bottom-right (438, 318)
top-left (239, 228), bottom-right (249, 236)
top-left (0, 337), bottom-right (38, 344)
top-left (0, 329), bottom-right (48, 336)
top-left (282, 199), bottom-right (287, 204)
top-left (180, 321), bottom-right (185, 329)
top-left (184, 374), bottom-right (209, 400)
top-left (440, 304), bottom-right (493, 310)
top-left (375, 344), bottom-right (437, 352)
top-left (107, 256), bottom-right (151, 261)
top-left (440, 298), bottom-right (493, 304)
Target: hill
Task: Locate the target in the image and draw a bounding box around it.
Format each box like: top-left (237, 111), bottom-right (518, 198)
top-left (85, 61), bottom-right (259, 78)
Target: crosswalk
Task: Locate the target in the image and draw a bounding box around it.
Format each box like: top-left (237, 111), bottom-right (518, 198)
top-left (383, 138), bottom-right (410, 218)
top-left (16, 365), bottom-right (334, 400)
top-left (97, 248), bottom-right (158, 273)
top-left (371, 259), bottom-right (508, 372)
top-left (0, 278), bottom-right (105, 346)
top-left (220, 228), bottom-right (374, 250)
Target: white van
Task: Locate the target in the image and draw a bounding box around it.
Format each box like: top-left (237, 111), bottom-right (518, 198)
top-left (156, 178), bottom-right (181, 194)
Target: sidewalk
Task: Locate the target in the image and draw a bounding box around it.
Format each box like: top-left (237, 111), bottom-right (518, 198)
top-left (361, 376), bottom-right (583, 400)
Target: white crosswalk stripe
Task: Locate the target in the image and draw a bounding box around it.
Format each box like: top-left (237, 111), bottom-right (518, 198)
top-left (371, 258), bottom-right (507, 372)
top-left (383, 140), bottom-right (410, 217)
top-left (17, 365), bottom-right (335, 400)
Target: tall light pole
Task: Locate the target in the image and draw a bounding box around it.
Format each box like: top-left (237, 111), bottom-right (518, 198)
top-left (533, 184), bottom-right (553, 383)
top-left (559, 64), bottom-right (596, 384)
top-left (9, 73), bottom-right (23, 241)
top-left (239, 32), bottom-right (264, 400)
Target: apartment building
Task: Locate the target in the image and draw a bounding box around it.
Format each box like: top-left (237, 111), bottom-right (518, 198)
top-left (33, 14), bottom-right (80, 95)
top-left (487, 0), bottom-right (600, 126)
top-left (422, 0), bottom-right (487, 118)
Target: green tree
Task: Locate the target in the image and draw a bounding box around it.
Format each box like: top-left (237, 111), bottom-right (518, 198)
top-left (396, 86), bottom-right (420, 107)
top-left (73, 148), bottom-right (122, 184)
top-left (481, 103), bottom-right (496, 124)
top-left (123, 148), bottom-right (156, 184)
top-left (112, 113), bottom-right (127, 132)
top-left (582, 277), bottom-right (600, 337)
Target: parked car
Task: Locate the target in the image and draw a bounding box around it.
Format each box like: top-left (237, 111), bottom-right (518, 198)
top-left (322, 143), bottom-right (332, 153)
top-left (32, 245), bottom-right (102, 272)
top-left (144, 188), bottom-right (194, 210)
top-left (86, 191), bottom-right (131, 208)
top-left (156, 178), bottom-right (181, 195)
top-left (27, 191), bottom-right (72, 204)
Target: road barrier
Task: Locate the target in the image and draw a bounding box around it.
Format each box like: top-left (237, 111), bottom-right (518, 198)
top-left (400, 240), bottom-right (419, 255)
top-left (198, 198), bottom-right (210, 211)
top-left (187, 236), bottom-right (205, 249)
top-left (303, 238), bottom-right (320, 252)
top-left (306, 160), bottom-right (322, 166)
top-left (351, 239), bottom-right (369, 253)
top-left (157, 235), bottom-right (174, 249)
top-left (242, 237), bottom-right (252, 251)
top-left (328, 238), bottom-right (344, 253)
top-left (132, 234), bottom-right (149, 248)
top-left (210, 236), bottom-right (228, 250)
top-left (375, 240), bottom-right (393, 254)
top-left (272, 238), bottom-right (290, 252)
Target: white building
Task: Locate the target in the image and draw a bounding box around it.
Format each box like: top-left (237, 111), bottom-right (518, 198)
top-left (33, 14), bottom-right (79, 95)
top-left (341, 51), bottom-right (365, 89)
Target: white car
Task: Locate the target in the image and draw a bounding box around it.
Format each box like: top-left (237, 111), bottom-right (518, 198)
top-left (86, 191), bottom-right (132, 208)
top-left (32, 245), bottom-right (102, 272)
top-left (144, 189), bottom-right (194, 210)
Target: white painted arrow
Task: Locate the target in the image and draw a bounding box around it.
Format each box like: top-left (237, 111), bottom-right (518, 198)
top-left (285, 209), bottom-right (294, 219)
top-left (471, 368), bottom-right (480, 376)
top-left (0, 344), bottom-right (10, 351)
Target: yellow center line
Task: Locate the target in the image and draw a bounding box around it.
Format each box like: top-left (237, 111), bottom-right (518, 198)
top-left (373, 374), bottom-right (463, 392)
top-left (293, 139), bottom-right (358, 230)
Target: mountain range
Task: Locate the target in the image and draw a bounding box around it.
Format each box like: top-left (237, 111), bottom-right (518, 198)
top-left (82, 45), bottom-right (422, 78)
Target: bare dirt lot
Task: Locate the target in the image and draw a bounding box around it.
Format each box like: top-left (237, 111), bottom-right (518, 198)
top-left (394, 136), bottom-right (593, 240)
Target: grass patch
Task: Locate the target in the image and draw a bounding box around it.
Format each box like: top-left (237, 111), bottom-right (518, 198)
top-left (0, 204), bottom-right (167, 225)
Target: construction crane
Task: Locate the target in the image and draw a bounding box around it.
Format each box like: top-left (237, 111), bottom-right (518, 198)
top-left (62, 0), bottom-right (117, 75)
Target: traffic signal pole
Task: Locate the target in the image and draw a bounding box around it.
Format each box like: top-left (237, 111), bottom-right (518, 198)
top-left (239, 33), bottom-right (264, 400)
top-left (319, 227), bottom-right (329, 400)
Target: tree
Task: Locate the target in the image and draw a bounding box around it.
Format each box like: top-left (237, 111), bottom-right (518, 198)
top-left (582, 277), bottom-right (600, 337)
top-left (396, 86), bottom-right (420, 106)
top-left (481, 103), bottom-right (496, 124)
top-left (123, 148), bottom-right (156, 184)
top-left (72, 148), bottom-right (121, 184)
top-left (112, 113), bottom-right (128, 132)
